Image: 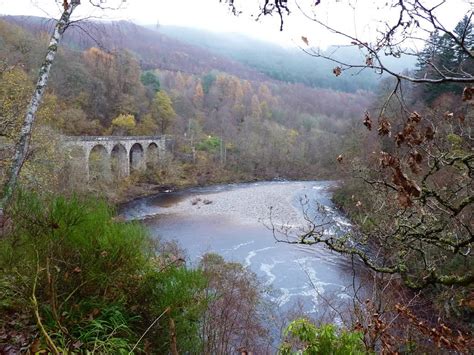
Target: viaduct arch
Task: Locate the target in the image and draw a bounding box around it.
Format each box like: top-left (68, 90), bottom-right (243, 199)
top-left (63, 136), bottom-right (169, 181)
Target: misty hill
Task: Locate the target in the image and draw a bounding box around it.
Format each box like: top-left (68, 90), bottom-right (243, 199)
top-left (3, 16), bottom-right (414, 93)
top-left (157, 25), bottom-right (417, 92)
top-left (1, 16), bottom-right (268, 82)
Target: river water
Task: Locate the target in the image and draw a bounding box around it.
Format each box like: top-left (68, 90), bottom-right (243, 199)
top-left (120, 181), bottom-right (363, 316)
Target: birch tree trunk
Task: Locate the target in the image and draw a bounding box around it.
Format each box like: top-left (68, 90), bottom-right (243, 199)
top-left (0, 1), bottom-right (80, 220)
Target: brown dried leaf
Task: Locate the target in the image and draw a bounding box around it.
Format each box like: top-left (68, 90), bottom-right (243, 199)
top-left (363, 112), bottom-right (372, 130)
top-left (425, 126), bottom-right (435, 140)
top-left (398, 122), bottom-right (424, 147)
top-left (379, 151), bottom-right (399, 168)
top-left (88, 308), bottom-right (100, 321)
top-left (408, 154), bottom-right (421, 174)
top-left (333, 66), bottom-right (342, 77)
top-left (462, 86), bottom-right (473, 101)
top-left (409, 131), bottom-right (423, 146)
top-left (395, 132), bottom-right (405, 147)
top-left (409, 111), bottom-right (421, 123)
top-left (408, 183), bottom-right (421, 198)
top-left (411, 150), bottom-right (423, 163)
top-left (397, 192), bottom-right (412, 208)
top-left (366, 56), bottom-right (374, 66)
top-left (392, 168), bottom-right (403, 186)
top-left (301, 36), bottom-right (309, 45)
top-left (378, 117), bottom-right (391, 136)
top-left (392, 167), bottom-right (421, 197)
top-left (444, 111), bottom-right (454, 120)
top-left (30, 338), bottom-right (41, 353)
top-left (403, 122), bottom-right (415, 136)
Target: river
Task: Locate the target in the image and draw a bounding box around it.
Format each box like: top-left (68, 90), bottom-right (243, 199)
top-left (120, 180), bottom-right (364, 317)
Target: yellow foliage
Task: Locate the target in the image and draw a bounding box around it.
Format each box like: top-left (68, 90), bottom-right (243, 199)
top-left (109, 114), bottom-right (136, 135)
top-left (83, 47), bottom-right (114, 66)
top-left (250, 94), bottom-right (262, 119)
top-left (37, 94), bottom-right (60, 128)
top-left (112, 114), bottom-right (136, 129)
top-left (0, 67), bottom-right (31, 140)
top-left (133, 114), bottom-right (158, 135)
top-left (193, 82), bottom-right (204, 107)
top-left (260, 101), bottom-right (272, 119)
top-left (151, 90), bottom-right (176, 134)
top-left (21, 126), bottom-right (67, 194)
top-left (288, 129), bottom-right (299, 144)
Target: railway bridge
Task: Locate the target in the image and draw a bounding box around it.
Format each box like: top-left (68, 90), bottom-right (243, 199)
top-left (64, 135), bottom-right (170, 181)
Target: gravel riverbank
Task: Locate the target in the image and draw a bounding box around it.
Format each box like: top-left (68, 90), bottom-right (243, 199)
top-left (155, 181), bottom-right (320, 227)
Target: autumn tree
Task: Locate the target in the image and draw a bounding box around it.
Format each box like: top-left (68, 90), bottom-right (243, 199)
top-left (151, 90), bottom-right (177, 134)
top-left (328, 16), bottom-right (473, 289)
top-left (199, 254), bottom-right (271, 354)
top-left (192, 81), bottom-right (204, 108)
top-left (133, 114), bottom-right (159, 135)
top-left (0, 0), bottom-right (125, 220)
top-left (109, 113), bottom-right (136, 135)
top-left (59, 108), bottom-right (103, 135)
top-left (226, 0), bottom-right (474, 289)
top-left (0, 68), bottom-right (32, 141)
top-left (83, 47), bottom-right (146, 124)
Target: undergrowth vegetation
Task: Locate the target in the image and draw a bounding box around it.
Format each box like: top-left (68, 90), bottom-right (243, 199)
top-left (0, 192), bottom-right (280, 353)
top-left (279, 319), bottom-right (366, 355)
top-left (0, 192), bottom-right (208, 353)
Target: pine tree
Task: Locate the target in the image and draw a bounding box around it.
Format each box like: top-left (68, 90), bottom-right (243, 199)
top-left (453, 15), bottom-right (474, 73)
top-left (415, 30), bottom-right (440, 79)
top-left (436, 33), bottom-right (456, 74)
top-left (416, 16), bottom-right (473, 103)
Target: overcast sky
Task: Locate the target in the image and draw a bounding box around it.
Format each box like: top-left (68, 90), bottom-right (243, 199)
top-left (0, 0), bottom-right (472, 48)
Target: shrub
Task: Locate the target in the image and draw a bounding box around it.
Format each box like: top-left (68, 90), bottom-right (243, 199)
top-left (196, 135), bottom-right (221, 152)
top-left (0, 192), bottom-right (207, 353)
top-left (279, 319), bottom-right (366, 355)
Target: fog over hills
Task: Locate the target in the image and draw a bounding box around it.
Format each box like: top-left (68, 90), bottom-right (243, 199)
top-left (1, 16), bottom-right (268, 82)
top-left (156, 25), bottom-right (417, 92)
top-left (2, 16), bottom-right (414, 93)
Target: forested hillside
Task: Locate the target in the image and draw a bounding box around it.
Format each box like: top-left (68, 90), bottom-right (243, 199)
top-left (2, 16), bottom-right (267, 80)
top-left (1, 16), bottom-right (372, 186)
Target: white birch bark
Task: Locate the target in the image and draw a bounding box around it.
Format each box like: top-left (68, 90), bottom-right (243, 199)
top-left (0, 1), bottom-right (80, 220)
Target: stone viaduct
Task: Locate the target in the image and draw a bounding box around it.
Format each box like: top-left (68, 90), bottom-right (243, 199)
top-left (63, 136), bottom-right (169, 181)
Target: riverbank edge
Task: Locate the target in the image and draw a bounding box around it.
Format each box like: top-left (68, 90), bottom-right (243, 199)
top-left (113, 177), bottom-right (336, 209)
